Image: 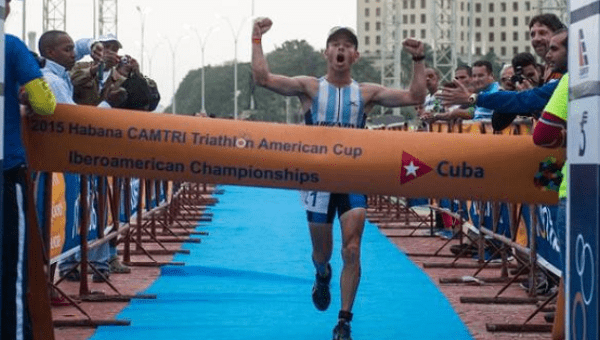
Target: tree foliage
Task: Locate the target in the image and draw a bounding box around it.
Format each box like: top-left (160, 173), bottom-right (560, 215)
top-left (173, 39), bottom-right (380, 121)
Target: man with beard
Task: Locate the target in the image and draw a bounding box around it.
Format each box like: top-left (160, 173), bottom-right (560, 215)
top-left (529, 14), bottom-right (566, 82)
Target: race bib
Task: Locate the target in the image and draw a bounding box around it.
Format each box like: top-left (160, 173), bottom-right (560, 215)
top-left (300, 190), bottom-right (331, 214)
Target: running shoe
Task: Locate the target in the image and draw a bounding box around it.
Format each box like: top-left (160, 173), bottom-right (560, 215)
top-left (312, 263), bottom-right (332, 311)
top-left (332, 319), bottom-right (352, 340)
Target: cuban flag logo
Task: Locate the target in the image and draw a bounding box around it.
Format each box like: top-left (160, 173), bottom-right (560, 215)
top-left (400, 151), bottom-right (433, 185)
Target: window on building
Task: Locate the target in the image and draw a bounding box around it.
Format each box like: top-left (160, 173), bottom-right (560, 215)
top-left (525, 1), bottom-right (531, 11)
top-left (403, 14), bottom-right (408, 23)
top-left (410, 0), bottom-right (415, 9)
top-left (421, 29), bottom-right (426, 39)
top-left (365, 22), bottom-right (370, 31)
top-left (513, 2), bottom-right (518, 11)
top-left (501, 46), bottom-right (506, 56)
top-left (501, 32), bottom-right (506, 41)
top-left (490, 47), bottom-right (495, 54)
top-left (461, 31), bottom-right (464, 40)
top-left (489, 18), bottom-right (494, 27)
top-left (501, 2), bottom-right (507, 11)
top-left (421, 14), bottom-right (426, 24)
top-left (489, 3), bottom-right (494, 12)
top-left (461, 46), bottom-right (464, 54)
top-left (376, 7), bottom-right (381, 16)
top-left (376, 35), bottom-right (381, 45)
top-left (421, 0), bottom-right (426, 8)
top-left (365, 36), bottom-right (370, 45)
top-left (403, 0), bottom-right (407, 9)
top-left (513, 31), bottom-right (519, 41)
top-left (525, 31), bottom-right (530, 41)
top-left (525, 46), bottom-right (531, 53)
top-left (475, 32), bottom-right (481, 41)
top-left (461, 17), bottom-right (464, 26)
top-left (513, 46), bottom-right (519, 55)
top-left (403, 30), bottom-right (408, 39)
top-left (410, 29), bottom-right (415, 37)
top-left (501, 17), bottom-right (506, 26)
top-left (476, 47), bottom-right (482, 55)
top-left (476, 18), bottom-right (481, 27)
top-left (513, 17), bottom-right (518, 26)
top-left (461, 2), bottom-right (464, 11)
top-left (475, 2), bottom-right (481, 12)
top-left (365, 8), bottom-right (370, 17)
top-left (376, 22), bottom-right (381, 30)
top-left (410, 14), bottom-right (415, 24)
top-left (489, 32), bottom-right (494, 41)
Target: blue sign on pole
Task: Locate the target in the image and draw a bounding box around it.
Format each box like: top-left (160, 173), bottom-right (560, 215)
top-left (568, 2), bottom-right (600, 339)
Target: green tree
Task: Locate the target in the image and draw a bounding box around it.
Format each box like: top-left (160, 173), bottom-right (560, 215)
top-left (174, 39), bottom-right (382, 122)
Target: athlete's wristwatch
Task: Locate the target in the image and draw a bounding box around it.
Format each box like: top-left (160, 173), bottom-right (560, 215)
top-left (468, 93), bottom-right (478, 105)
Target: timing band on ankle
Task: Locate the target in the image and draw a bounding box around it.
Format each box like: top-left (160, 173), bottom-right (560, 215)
top-left (339, 310), bottom-right (353, 322)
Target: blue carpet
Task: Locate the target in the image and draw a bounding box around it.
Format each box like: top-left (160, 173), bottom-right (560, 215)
top-left (90, 186), bottom-right (473, 339)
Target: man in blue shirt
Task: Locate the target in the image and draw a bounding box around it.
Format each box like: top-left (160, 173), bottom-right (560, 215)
top-left (2, 0), bottom-right (57, 339)
top-left (38, 30), bottom-right (112, 283)
top-left (469, 60), bottom-right (500, 122)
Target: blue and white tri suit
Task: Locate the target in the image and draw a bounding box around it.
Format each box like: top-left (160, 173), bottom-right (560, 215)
top-left (301, 77), bottom-right (367, 223)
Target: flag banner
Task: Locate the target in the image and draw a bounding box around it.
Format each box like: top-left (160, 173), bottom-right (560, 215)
top-left (24, 104), bottom-right (563, 204)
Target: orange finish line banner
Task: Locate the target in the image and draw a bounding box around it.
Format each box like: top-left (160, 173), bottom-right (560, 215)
top-left (23, 104), bottom-right (563, 204)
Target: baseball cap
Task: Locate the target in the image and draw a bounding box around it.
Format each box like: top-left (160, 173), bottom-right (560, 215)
top-left (326, 26), bottom-right (358, 48)
top-left (98, 33), bottom-right (122, 48)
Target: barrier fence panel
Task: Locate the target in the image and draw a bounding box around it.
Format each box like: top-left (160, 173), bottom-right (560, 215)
top-left (367, 117), bottom-right (566, 334)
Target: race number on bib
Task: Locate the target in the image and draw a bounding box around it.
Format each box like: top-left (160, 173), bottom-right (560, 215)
top-left (300, 190), bottom-right (331, 214)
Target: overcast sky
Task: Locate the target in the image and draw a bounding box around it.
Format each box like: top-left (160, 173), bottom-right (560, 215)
top-left (5, 0), bottom-right (357, 110)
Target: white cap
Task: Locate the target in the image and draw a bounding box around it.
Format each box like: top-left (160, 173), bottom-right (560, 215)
top-left (98, 33), bottom-right (122, 48)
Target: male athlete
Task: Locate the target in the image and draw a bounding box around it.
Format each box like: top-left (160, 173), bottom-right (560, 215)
top-left (251, 17), bottom-right (426, 340)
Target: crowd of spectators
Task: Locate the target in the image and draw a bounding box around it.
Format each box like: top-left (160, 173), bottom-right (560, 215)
top-left (415, 13), bottom-right (568, 340)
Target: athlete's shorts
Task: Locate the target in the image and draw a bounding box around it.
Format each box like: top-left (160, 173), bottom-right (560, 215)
top-left (300, 191), bottom-right (367, 224)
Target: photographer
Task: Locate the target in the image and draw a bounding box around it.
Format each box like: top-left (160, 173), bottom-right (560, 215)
top-left (70, 34), bottom-right (160, 111)
top-left (510, 52), bottom-right (543, 91)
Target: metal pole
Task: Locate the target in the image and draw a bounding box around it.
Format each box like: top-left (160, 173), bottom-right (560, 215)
top-left (172, 48), bottom-right (176, 114)
top-left (234, 37), bottom-right (238, 120)
top-left (22, 0), bottom-right (26, 42)
top-left (468, 0), bottom-right (474, 65)
top-left (201, 45), bottom-right (206, 113)
top-left (136, 6), bottom-right (145, 74)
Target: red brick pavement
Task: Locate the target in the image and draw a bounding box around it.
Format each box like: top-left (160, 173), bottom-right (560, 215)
top-left (375, 214), bottom-right (555, 340)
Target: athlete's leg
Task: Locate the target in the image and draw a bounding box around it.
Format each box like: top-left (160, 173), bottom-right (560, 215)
top-left (338, 207), bottom-right (366, 312)
top-left (309, 222), bottom-right (334, 311)
top-left (309, 222), bottom-right (333, 272)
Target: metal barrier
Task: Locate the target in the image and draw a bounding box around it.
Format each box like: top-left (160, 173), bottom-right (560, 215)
top-left (367, 117), bottom-right (559, 334)
top-left (30, 171), bottom-right (218, 330)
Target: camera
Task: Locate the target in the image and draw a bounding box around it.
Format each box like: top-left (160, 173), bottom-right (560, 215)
top-left (510, 65), bottom-right (524, 84)
top-left (119, 56), bottom-right (129, 65)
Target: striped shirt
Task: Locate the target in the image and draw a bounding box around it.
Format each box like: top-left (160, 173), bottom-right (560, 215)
top-left (306, 77), bottom-right (366, 128)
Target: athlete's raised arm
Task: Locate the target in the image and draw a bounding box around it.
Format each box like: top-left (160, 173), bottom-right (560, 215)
top-left (362, 38), bottom-right (427, 109)
top-left (251, 18), bottom-right (316, 97)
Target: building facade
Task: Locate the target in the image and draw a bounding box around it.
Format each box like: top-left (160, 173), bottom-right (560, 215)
top-left (357, 0), bottom-right (543, 64)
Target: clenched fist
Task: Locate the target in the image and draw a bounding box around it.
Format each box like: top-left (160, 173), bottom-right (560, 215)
top-left (402, 38), bottom-right (424, 57)
top-left (253, 17), bottom-right (273, 38)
